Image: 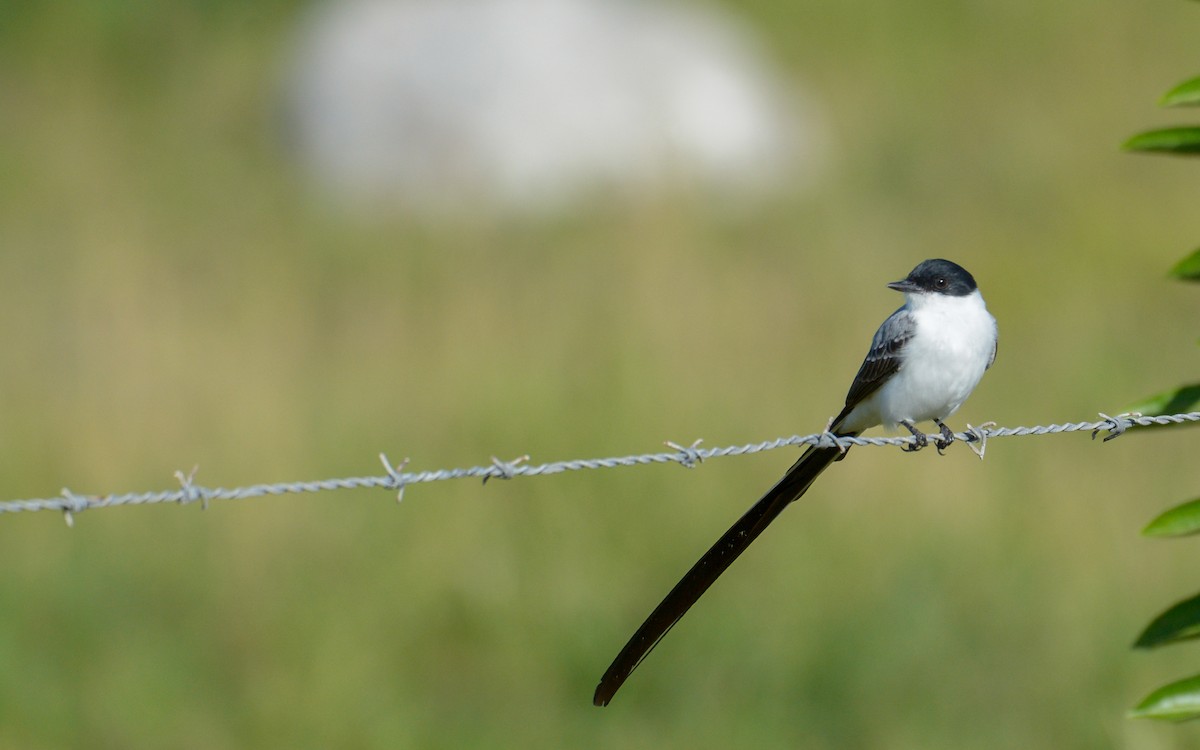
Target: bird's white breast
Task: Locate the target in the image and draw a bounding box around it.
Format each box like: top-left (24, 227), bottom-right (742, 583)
top-left (867, 289), bottom-right (996, 430)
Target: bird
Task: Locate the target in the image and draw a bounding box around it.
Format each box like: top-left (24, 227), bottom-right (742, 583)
top-left (593, 258), bottom-right (998, 706)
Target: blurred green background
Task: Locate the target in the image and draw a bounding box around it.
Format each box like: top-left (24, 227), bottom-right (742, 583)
top-left (2, 1), bottom-right (1200, 747)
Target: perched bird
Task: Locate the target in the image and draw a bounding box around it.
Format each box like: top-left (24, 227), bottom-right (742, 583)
top-left (594, 258), bottom-right (998, 706)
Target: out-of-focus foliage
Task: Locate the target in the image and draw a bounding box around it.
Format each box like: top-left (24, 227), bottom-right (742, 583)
top-left (1169, 248), bottom-right (1200, 280)
top-left (1143, 498), bottom-right (1200, 538)
top-left (1135, 593), bottom-right (1200, 649)
top-left (1126, 3), bottom-right (1200, 725)
top-left (1124, 127), bottom-right (1200, 155)
top-left (1161, 76), bottom-right (1200, 107)
top-left (1130, 674), bottom-right (1200, 722)
top-left (1127, 384), bottom-right (1200, 420)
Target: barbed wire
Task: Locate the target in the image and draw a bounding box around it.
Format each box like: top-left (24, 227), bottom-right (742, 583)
top-left (5, 410), bottom-right (1199, 526)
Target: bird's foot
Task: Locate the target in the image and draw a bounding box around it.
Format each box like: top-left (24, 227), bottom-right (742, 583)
top-left (933, 419), bottom-right (955, 455)
top-left (899, 420), bottom-right (927, 452)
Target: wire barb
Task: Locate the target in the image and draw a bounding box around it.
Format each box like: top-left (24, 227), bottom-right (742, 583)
top-left (174, 465), bottom-right (207, 510)
top-left (483, 454), bottom-right (530, 484)
top-left (58, 488), bottom-right (94, 527)
top-left (962, 422), bottom-right (997, 459)
top-left (1093, 412), bottom-right (1139, 442)
top-left (817, 415), bottom-right (849, 454)
top-left (664, 440), bottom-right (705, 468)
top-left (379, 454), bottom-right (411, 502)
top-left (0, 409), bottom-right (1196, 519)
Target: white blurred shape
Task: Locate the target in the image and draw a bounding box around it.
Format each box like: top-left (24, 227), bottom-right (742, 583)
top-left (285, 0), bottom-right (824, 214)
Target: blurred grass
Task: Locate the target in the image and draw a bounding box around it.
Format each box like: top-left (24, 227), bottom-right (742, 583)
top-left (2, 0), bottom-right (1200, 748)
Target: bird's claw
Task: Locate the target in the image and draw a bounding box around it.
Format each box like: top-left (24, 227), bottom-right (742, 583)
top-left (933, 420), bottom-right (955, 455)
top-left (902, 432), bottom-right (928, 452)
top-left (899, 419), bottom-right (928, 452)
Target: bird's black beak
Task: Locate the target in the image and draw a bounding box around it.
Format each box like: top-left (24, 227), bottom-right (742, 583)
top-left (887, 278), bottom-right (919, 293)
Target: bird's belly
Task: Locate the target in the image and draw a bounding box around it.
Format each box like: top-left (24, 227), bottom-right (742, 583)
top-left (874, 325), bottom-right (992, 428)
top-left (875, 361), bottom-right (982, 427)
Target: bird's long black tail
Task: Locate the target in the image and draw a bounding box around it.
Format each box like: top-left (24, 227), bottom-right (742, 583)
top-left (593, 437), bottom-right (857, 706)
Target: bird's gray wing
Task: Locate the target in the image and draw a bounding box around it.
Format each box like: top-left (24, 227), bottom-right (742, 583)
top-left (987, 331), bottom-right (998, 370)
top-left (834, 307), bottom-right (915, 424)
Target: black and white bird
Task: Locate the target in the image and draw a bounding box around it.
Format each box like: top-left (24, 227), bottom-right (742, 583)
top-left (594, 258), bottom-right (998, 706)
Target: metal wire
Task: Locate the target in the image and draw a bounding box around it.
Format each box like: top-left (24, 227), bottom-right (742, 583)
top-left (8, 410), bottom-right (1198, 526)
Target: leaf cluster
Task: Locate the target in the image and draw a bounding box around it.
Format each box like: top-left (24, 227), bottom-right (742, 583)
top-left (1125, 57), bottom-right (1200, 723)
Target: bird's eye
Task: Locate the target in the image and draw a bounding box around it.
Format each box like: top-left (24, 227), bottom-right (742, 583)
top-left (935, 277), bottom-right (947, 288)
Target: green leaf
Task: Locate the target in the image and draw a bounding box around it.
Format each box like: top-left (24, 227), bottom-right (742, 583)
top-left (1123, 127), bottom-right (1200, 155)
top-left (1130, 674), bottom-right (1200, 722)
top-left (1127, 383), bottom-right (1200, 417)
top-left (1134, 593), bottom-right (1200, 648)
top-left (1161, 77), bottom-right (1200, 107)
top-left (1144, 499), bottom-right (1200, 538)
top-left (1170, 248), bottom-right (1200, 281)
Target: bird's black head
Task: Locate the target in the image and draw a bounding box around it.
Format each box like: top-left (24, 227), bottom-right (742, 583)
top-left (887, 258), bottom-right (978, 297)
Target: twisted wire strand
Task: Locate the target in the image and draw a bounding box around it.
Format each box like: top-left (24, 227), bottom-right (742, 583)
top-left (9, 410), bottom-right (1199, 524)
